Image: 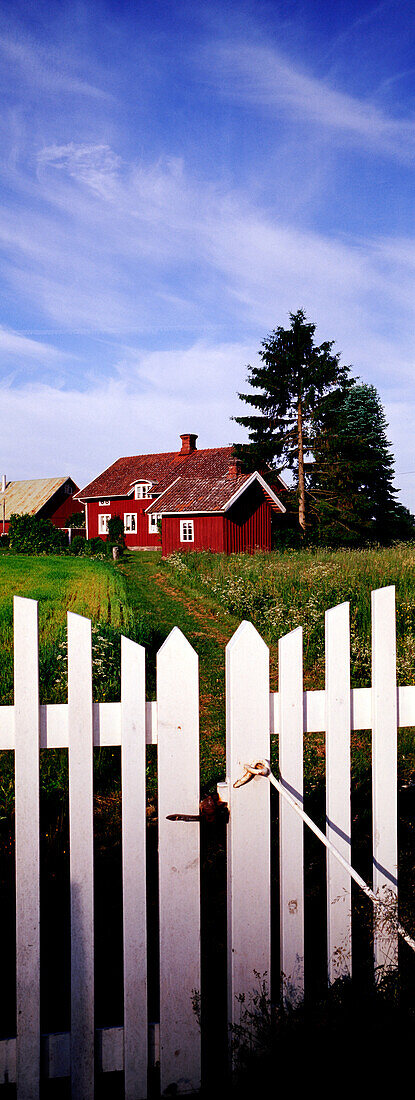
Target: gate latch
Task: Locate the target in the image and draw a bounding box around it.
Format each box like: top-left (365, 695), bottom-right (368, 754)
top-left (166, 794), bottom-right (229, 823)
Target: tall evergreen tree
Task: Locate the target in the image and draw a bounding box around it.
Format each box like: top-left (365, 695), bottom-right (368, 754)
top-left (310, 383), bottom-right (414, 543)
top-left (233, 309), bottom-right (352, 531)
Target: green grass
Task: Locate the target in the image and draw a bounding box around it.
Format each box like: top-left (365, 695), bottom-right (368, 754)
top-left (0, 553), bottom-right (157, 815)
top-left (164, 542), bottom-right (415, 690)
top-left (0, 553), bottom-right (152, 705)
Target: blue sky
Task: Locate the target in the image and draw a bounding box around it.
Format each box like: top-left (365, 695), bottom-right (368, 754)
top-left (1, 0), bottom-right (415, 508)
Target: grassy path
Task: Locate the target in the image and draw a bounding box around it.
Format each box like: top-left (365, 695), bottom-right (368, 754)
top-left (118, 552), bottom-right (245, 790)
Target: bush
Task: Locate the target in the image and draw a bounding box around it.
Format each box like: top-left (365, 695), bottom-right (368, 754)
top-left (70, 535), bottom-right (86, 555)
top-left (8, 513), bottom-right (67, 554)
top-left (107, 514), bottom-right (125, 550)
top-left (84, 537), bottom-right (106, 557)
top-left (0, 533), bottom-right (10, 549)
top-left (66, 510), bottom-right (86, 529)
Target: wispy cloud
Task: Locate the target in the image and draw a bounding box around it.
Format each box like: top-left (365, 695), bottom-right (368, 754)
top-left (206, 41), bottom-right (415, 162)
top-left (0, 32), bottom-right (111, 100)
top-left (0, 325), bottom-right (66, 362)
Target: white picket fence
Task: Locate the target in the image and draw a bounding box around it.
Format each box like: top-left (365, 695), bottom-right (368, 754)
top-left (0, 586), bottom-right (414, 1097)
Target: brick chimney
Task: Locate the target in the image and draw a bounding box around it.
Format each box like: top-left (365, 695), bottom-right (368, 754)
top-left (180, 433), bottom-right (198, 455)
top-left (227, 457), bottom-right (242, 480)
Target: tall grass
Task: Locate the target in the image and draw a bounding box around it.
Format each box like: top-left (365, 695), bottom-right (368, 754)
top-left (165, 543), bottom-right (415, 689)
top-left (0, 554), bottom-right (155, 816)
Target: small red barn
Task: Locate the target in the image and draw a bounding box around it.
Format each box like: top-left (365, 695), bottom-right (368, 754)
top-left (0, 475), bottom-right (84, 536)
top-left (76, 434), bottom-right (287, 553)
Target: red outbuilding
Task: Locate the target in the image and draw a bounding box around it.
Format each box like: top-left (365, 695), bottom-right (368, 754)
top-left (75, 434), bottom-right (287, 555)
top-left (0, 475), bottom-right (84, 537)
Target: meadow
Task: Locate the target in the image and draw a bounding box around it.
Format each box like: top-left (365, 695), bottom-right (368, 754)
top-left (165, 542), bottom-right (415, 690)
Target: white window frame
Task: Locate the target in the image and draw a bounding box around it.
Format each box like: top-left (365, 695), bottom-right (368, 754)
top-left (124, 513), bottom-right (137, 533)
top-left (98, 514), bottom-right (111, 534)
top-left (99, 499), bottom-right (110, 506)
top-left (180, 519), bottom-right (194, 543)
top-left (134, 482), bottom-right (151, 499)
top-left (148, 512), bottom-right (161, 534)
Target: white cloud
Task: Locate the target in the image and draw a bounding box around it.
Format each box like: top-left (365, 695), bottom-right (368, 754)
top-left (207, 42), bottom-right (415, 162)
top-left (0, 341), bottom-right (254, 488)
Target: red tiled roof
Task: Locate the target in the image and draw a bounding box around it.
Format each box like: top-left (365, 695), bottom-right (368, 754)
top-left (145, 474), bottom-right (249, 513)
top-left (76, 446), bottom-right (236, 499)
top-left (146, 473), bottom-right (285, 514)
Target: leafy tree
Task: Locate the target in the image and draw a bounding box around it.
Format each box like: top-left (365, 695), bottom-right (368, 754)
top-left (233, 309), bottom-right (352, 531)
top-left (309, 383), bottom-right (415, 543)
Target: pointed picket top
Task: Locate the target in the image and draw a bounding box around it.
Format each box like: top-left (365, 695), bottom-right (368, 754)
top-left (157, 624), bottom-right (198, 664)
top-left (226, 617), bottom-right (268, 655)
top-left (279, 623), bottom-right (302, 648)
top-left (67, 609), bottom-right (93, 631)
top-left (13, 594), bottom-right (38, 613)
top-left (121, 633), bottom-right (146, 663)
top-left (326, 599), bottom-right (349, 620)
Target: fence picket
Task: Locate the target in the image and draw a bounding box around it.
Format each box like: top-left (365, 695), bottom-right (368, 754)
top-left (157, 628), bottom-right (201, 1096)
top-left (121, 636), bottom-right (147, 1100)
top-left (226, 620), bottom-right (270, 1033)
top-left (325, 602), bottom-right (352, 982)
top-left (279, 627), bottom-right (304, 1005)
top-left (371, 586), bottom-right (398, 973)
top-left (14, 597), bottom-right (40, 1100)
top-left (67, 612), bottom-right (94, 1100)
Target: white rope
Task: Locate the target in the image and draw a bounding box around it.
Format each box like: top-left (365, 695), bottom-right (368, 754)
top-left (234, 761), bottom-right (415, 956)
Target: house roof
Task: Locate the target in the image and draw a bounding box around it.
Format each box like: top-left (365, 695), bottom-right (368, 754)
top-left (0, 477), bottom-right (75, 521)
top-left (76, 444), bottom-right (288, 500)
top-left (146, 472), bottom-right (286, 515)
top-left (76, 446), bottom-right (238, 499)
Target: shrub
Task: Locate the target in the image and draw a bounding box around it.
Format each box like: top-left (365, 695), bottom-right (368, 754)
top-left (66, 510), bottom-right (86, 529)
top-left (70, 535), bottom-right (86, 555)
top-left (107, 514), bottom-right (125, 550)
top-left (0, 534), bottom-right (10, 549)
top-left (84, 537), bottom-right (106, 557)
top-left (8, 513), bottom-right (67, 554)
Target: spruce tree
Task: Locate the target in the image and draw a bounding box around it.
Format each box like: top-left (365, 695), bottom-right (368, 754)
top-left (233, 309), bottom-right (352, 531)
top-left (310, 383), bottom-right (414, 543)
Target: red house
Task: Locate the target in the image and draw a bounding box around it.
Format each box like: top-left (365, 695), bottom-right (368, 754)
top-left (75, 434), bottom-right (287, 555)
top-left (0, 475), bottom-right (84, 536)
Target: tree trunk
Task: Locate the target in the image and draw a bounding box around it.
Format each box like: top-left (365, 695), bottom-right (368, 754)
top-left (297, 398), bottom-right (306, 532)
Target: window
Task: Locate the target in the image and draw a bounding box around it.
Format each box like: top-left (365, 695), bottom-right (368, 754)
top-left (148, 512), bottom-right (161, 533)
top-left (180, 519), bottom-right (194, 542)
top-left (98, 514), bottom-right (111, 534)
top-left (124, 513), bottom-right (137, 533)
top-left (134, 483), bottom-right (151, 499)
top-left (99, 499), bottom-right (110, 506)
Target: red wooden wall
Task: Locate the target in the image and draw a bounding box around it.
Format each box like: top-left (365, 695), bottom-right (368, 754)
top-left (224, 482), bottom-right (271, 553)
top-left (162, 514), bottom-right (224, 556)
top-left (87, 499), bottom-right (161, 548)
